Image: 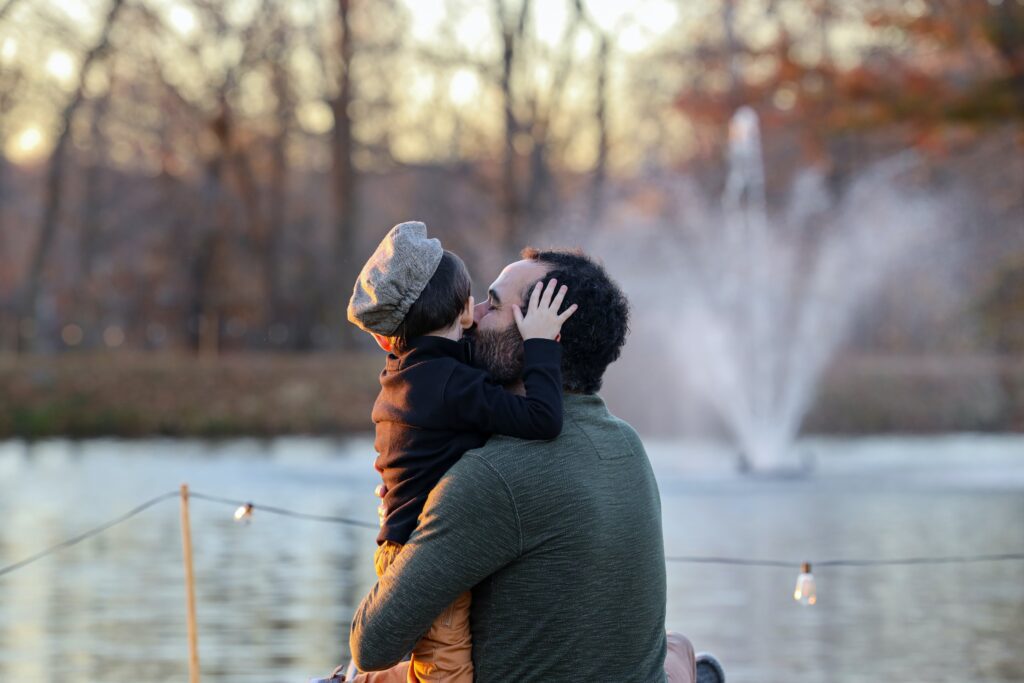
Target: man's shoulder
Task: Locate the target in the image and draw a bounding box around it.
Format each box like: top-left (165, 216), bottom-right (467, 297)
top-left (460, 415), bottom-right (642, 483)
top-left (606, 413), bottom-right (645, 449)
top-left (463, 432), bottom-right (553, 465)
top-left (464, 402), bottom-right (645, 458)
top-left (451, 435), bottom-right (530, 481)
top-left (437, 436), bottom-right (548, 500)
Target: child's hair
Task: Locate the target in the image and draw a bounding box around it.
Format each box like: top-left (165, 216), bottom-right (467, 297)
top-left (390, 250), bottom-right (471, 353)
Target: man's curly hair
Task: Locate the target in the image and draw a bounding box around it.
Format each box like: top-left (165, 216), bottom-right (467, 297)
top-left (521, 248), bottom-right (630, 394)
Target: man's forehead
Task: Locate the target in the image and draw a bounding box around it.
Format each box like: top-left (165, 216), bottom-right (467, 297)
top-left (489, 259), bottom-right (550, 301)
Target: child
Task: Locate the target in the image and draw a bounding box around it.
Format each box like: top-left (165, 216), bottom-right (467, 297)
top-left (342, 221), bottom-right (576, 683)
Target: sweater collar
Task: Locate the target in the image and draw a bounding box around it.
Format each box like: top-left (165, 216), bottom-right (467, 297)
top-left (562, 392), bottom-right (607, 416)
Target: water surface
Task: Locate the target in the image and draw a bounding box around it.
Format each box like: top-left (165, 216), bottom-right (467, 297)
top-left (1, 436), bottom-right (1022, 682)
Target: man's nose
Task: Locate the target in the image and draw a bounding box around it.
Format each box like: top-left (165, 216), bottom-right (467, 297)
top-left (473, 300), bottom-right (487, 324)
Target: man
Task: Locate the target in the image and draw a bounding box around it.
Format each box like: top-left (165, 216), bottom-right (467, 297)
top-left (348, 249), bottom-right (701, 682)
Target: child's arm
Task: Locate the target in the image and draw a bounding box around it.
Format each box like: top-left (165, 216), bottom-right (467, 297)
top-left (442, 279), bottom-right (577, 440)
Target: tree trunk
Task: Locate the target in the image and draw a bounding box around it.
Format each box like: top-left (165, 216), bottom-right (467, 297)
top-left (990, 3), bottom-right (1024, 116)
top-left (187, 151), bottom-right (228, 355)
top-left (266, 43), bottom-right (291, 341)
top-left (183, 100), bottom-right (235, 356)
top-left (19, 0), bottom-right (125, 352)
top-left (0, 50), bottom-right (22, 351)
top-left (721, 0), bottom-right (742, 109)
top-left (76, 93), bottom-right (112, 348)
top-left (330, 0), bottom-right (359, 348)
top-left (493, 0), bottom-right (532, 260)
top-left (589, 34), bottom-right (610, 223)
top-left (496, 1), bottom-right (521, 261)
top-left (0, 114), bottom-right (8, 351)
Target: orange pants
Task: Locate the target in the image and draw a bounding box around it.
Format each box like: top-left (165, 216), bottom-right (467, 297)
top-left (354, 629), bottom-right (695, 682)
top-left (352, 541), bottom-right (473, 683)
top-left (664, 631), bottom-right (696, 683)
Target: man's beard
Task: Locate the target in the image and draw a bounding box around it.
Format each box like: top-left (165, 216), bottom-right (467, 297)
top-left (468, 324), bottom-right (524, 386)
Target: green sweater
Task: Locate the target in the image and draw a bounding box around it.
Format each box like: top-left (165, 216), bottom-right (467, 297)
top-left (350, 393), bottom-right (668, 682)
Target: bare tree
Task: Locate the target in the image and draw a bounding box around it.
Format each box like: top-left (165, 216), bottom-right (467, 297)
top-left (494, 0), bottom-right (531, 259)
top-left (19, 0), bottom-right (126, 351)
top-left (0, 47), bottom-right (23, 350)
top-left (74, 88), bottom-right (113, 348)
top-left (329, 0), bottom-right (360, 348)
top-left (589, 33), bottom-right (610, 222)
top-left (264, 15), bottom-right (293, 334)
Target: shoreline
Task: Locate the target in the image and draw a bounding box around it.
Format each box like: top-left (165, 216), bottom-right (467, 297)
top-left (1, 351), bottom-right (1022, 438)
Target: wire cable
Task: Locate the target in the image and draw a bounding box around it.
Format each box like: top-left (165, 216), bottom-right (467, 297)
top-left (3, 490), bottom-right (1023, 579)
top-left (666, 553), bottom-right (1024, 568)
top-left (816, 553), bottom-right (1024, 567)
top-left (0, 490), bottom-right (180, 578)
top-left (665, 556), bottom-right (793, 567)
top-left (188, 491), bottom-right (378, 529)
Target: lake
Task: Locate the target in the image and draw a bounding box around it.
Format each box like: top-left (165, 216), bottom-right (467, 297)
top-left (1, 435), bottom-right (1023, 682)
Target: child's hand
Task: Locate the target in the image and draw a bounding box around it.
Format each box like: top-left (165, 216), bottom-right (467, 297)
top-left (375, 483), bottom-right (387, 527)
top-left (513, 278), bottom-right (578, 341)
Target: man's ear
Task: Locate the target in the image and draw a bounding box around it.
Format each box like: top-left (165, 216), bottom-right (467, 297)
top-left (372, 334), bottom-right (393, 353)
top-left (460, 296), bottom-right (475, 329)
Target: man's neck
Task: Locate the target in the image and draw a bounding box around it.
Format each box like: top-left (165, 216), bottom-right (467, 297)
top-left (424, 321), bottom-right (462, 343)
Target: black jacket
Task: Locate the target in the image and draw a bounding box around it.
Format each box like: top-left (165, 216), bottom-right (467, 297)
top-left (372, 335), bottom-right (562, 545)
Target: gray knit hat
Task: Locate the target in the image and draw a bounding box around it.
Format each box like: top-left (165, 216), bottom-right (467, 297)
top-left (347, 221), bottom-right (443, 336)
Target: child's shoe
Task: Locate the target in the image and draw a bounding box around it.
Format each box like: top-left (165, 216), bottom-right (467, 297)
top-left (696, 652), bottom-right (725, 683)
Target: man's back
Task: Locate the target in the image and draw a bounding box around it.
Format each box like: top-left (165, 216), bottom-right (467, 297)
top-left (352, 393), bottom-right (667, 679)
top-left (466, 393), bottom-right (667, 681)
top-left (349, 393), bottom-right (668, 682)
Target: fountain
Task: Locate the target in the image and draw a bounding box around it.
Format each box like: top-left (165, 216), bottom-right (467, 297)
top-left (659, 107), bottom-right (935, 473)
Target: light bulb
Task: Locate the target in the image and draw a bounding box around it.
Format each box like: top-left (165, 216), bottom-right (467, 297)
top-left (793, 562), bottom-right (816, 606)
top-left (234, 503), bottom-right (254, 523)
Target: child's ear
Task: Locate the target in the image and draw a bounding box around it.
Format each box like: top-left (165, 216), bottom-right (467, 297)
top-left (372, 334), bottom-right (393, 353)
top-left (460, 296), bottom-right (475, 329)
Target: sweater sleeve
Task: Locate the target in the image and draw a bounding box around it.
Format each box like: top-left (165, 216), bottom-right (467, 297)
top-left (349, 452), bottom-right (521, 671)
top-left (440, 338), bottom-right (563, 440)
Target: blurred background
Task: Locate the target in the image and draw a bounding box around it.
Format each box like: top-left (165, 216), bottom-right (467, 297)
top-left (1, 1), bottom-right (1024, 681)
top-left (0, 0), bottom-right (1021, 438)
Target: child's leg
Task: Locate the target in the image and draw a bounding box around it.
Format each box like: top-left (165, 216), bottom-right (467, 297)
top-left (408, 590), bottom-right (473, 683)
top-left (349, 661), bottom-right (409, 683)
top-left (369, 541), bottom-right (473, 682)
top-left (345, 543), bottom-right (409, 683)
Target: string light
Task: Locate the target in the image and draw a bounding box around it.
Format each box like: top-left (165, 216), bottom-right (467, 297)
top-left (794, 562), bottom-right (817, 606)
top-left (3, 488), bottom-right (1024, 612)
top-left (189, 491), bottom-right (377, 528)
top-left (233, 502), bottom-right (254, 523)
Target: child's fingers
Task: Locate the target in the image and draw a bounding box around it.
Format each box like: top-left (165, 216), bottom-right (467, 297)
top-left (540, 278), bottom-right (558, 308)
top-left (513, 305), bottom-right (531, 338)
top-left (556, 303), bottom-right (579, 323)
top-left (551, 284), bottom-right (568, 312)
top-left (528, 281), bottom-right (543, 312)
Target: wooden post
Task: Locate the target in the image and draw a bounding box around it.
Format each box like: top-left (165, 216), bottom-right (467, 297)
top-left (180, 483), bottom-right (201, 683)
